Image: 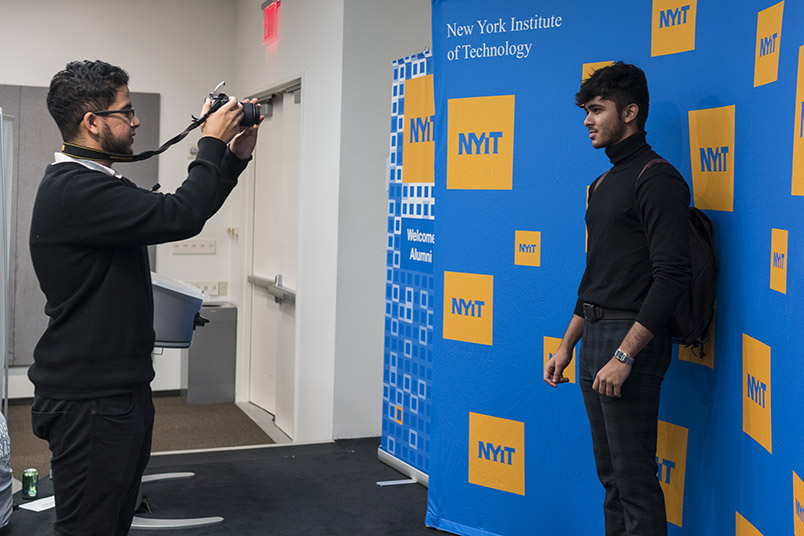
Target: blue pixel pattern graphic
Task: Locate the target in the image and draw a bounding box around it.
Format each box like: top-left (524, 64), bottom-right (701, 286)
top-left (381, 51), bottom-right (434, 475)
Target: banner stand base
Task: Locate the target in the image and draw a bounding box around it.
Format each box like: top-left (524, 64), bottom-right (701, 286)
top-left (377, 447), bottom-right (429, 487)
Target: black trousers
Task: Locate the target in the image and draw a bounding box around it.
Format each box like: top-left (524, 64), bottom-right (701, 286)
top-left (31, 385), bottom-right (154, 536)
top-left (579, 319), bottom-right (672, 536)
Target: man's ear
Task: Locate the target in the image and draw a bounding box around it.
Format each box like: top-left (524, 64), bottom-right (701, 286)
top-left (81, 111), bottom-right (102, 136)
top-left (622, 103), bottom-right (639, 125)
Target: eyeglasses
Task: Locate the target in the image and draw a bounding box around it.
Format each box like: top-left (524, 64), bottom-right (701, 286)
top-left (92, 107), bottom-right (136, 124)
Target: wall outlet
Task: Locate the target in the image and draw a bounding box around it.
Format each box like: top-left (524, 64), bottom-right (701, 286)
top-left (190, 281), bottom-right (218, 296)
top-left (172, 238), bottom-right (216, 255)
top-left (218, 281), bottom-right (228, 295)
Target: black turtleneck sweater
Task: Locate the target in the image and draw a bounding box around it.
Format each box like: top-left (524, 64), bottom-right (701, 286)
top-left (573, 131), bottom-right (691, 334)
top-left (28, 137), bottom-right (248, 399)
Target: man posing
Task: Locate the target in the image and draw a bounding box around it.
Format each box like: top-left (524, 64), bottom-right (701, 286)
top-left (29, 60), bottom-right (260, 535)
top-left (544, 62), bottom-right (690, 534)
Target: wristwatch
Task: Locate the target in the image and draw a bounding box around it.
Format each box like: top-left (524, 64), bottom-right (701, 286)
top-left (613, 348), bottom-right (634, 366)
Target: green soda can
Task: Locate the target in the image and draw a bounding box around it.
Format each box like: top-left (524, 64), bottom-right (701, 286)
top-left (22, 468), bottom-right (38, 499)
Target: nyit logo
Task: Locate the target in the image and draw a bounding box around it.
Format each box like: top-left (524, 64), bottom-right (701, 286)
top-left (656, 421), bottom-right (688, 527)
top-left (410, 115), bottom-right (434, 143)
top-left (443, 271), bottom-right (493, 345)
top-left (514, 230), bottom-right (541, 267)
top-left (458, 131), bottom-right (503, 155)
top-left (402, 74), bottom-right (435, 183)
top-left (792, 45), bottom-right (804, 195)
top-left (468, 412), bottom-right (525, 495)
top-left (699, 146), bottom-right (729, 173)
top-left (656, 457), bottom-right (677, 485)
top-left (543, 337), bottom-right (575, 383)
top-left (659, 5), bottom-right (691, 27)
top-left (743, 334), bottom-right (772, 453)
top-left (652, 0), bottom-right (697, 57)
top-left (451, 298), bottom-right (486, 318)
top-left (759, 33), bottom-right (778, 57)
top-left (736, 511), bottom-right (765, 536)
top-left (447, 95), bottom-right (515, 189)
top-left (754, 1), bottom-right (784, 87)
top-left (793, 471), bottom-right (804, 536)
top-left (770, 228), bottom-right (788, 293)
top-left (688, 105), bottom-right (735, 211)
top-left (746, 373), bottom-right (767, 408)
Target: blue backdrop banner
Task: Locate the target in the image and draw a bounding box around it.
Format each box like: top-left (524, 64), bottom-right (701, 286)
top-left (426, 1), bottom-right (804, 535)
top-left (382, 51), bottom-right (435, 476)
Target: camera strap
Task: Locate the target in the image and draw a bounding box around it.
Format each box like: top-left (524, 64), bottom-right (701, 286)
top-left (61, 112), bottom-right (211, 164)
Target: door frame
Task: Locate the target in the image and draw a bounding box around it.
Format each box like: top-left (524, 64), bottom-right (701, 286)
top-left (235, 78), bottom-right (303, 438)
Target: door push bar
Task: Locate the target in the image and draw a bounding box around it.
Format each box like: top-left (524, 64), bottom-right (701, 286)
top-left (248, 274), bottom-right (296, 305)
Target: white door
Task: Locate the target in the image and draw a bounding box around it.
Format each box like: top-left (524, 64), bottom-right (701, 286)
top-left (248, 88), bottom-right (300, 438)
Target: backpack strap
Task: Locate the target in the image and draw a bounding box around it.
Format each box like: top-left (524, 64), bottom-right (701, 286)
top-left (593, 157), bottom-right (670, 197)
top-left (589, 171), bottom-right (609, 198)
top-left (636, 157), bottom-right (670, 185)
top-left (633, 157), bottom-right (681, 237)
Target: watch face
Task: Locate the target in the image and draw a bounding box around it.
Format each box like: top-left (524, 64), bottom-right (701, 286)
top-left (614, 350), bottom-right (633, 365)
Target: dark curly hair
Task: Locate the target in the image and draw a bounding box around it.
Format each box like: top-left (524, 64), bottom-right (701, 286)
top-left (575, 61), bottom-right (649, 131)
top-left (46, 60), bottom-right (129, 141)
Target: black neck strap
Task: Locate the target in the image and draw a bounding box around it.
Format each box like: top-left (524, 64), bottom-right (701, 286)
top-left (61, 113), bottom-right (210, 163)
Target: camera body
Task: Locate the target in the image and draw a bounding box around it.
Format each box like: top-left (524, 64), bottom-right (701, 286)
top-left (208, 82), bottom-right (261, 127)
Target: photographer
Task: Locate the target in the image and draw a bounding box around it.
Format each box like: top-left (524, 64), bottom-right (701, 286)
top-left (28, 60), bottom-right (261, 535)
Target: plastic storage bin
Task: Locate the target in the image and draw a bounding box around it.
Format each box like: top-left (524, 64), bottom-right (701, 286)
top-left (151, 272), bottom-right (207, 348)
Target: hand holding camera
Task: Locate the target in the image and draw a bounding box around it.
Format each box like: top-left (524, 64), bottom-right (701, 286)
top-left (228, 98), bottom-right (263, 160)
top-left (200, 95), bottom-right (242, 144)
top-left (200, 82), bottom-right (263, 158)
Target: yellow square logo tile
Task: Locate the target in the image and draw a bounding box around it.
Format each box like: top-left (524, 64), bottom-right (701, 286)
top-left (754, 1), bottom-right (784, 87)
top-left (543, 336), bottom-right (575, 384)
top-left (794, 471), bottom-right (804, 536)
top-left (657, 420), bottom-right (688, 527)
top-left (736, 511), bottom-right (764, 536)
top-left (447, 95), bottom-right (515, 190)
top-left (468, 412), bottom-right (525, 496)
top-left (582, 61), bottom-right (613, 81)
top-left (678, 308), bottom-right (715, 368)
top-left (792, 45), bottom-right (804, 196)
top-left (743, 334), bottom-right (772, 453)
top-left (402, 75), bottom-right (435, 183)
top-left (514, 231), bottom-right (541, 267)
top-left (770, 228), bottom-right (788, 294)
top-left (652, 0), bottom-right (697, 57)
top-left (689, 105), bottom-right (735, 211)
top-left (443, 271), bottom-right (493, 345)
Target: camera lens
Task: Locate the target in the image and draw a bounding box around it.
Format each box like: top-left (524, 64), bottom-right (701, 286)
top-left (241, 102), bottom-right (261, 127)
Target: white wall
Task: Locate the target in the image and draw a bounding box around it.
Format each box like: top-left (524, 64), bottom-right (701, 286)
top-left (333, 0), bottom-right (431, 438)
top-left (230, 0), bottom-right (431, 440)
top-left (0, 0), bottom-right (240, 397)
top-left (232, 0), bottom-right (346, 442)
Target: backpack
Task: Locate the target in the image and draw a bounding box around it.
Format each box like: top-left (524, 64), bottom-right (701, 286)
top-left (592, 158), bottom-right (718, 356)
top-left (669, 205), bottom-right (717, 355)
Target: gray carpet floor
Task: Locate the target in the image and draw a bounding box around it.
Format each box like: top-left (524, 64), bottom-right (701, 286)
top-left (6, 395), bottom-right (274, 479)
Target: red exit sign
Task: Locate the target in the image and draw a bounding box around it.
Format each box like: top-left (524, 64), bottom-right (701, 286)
top-left (262, 0), bottom-right (279, 44)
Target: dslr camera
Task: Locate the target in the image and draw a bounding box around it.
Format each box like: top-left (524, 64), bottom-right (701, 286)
top-left (207, 81), bottom-right (261, 127)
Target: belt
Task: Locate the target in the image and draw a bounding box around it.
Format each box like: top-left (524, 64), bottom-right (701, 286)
top-left (582, 303), bottom-right (638, 322)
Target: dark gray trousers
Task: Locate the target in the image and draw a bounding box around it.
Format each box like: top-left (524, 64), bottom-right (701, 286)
top-left (579, 318), bottom-right (672, 536)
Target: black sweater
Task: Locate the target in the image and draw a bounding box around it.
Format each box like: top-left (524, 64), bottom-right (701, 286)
top-left (574, 131), bottom-right (691, 334)
top-left (28, 137), bottom-right (248, 399)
